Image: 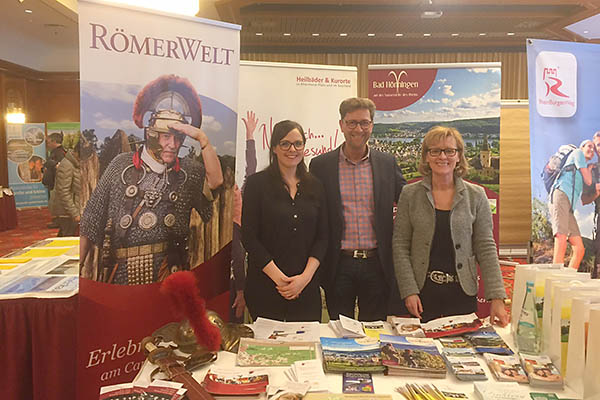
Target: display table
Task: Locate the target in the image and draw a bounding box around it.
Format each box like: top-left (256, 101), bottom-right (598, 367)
top-left (0, 189), bottom-right (17, 231)
top-left (0, 295), bottom-right (77, 400)
top-left (134, 324), bottom-right (582, 399)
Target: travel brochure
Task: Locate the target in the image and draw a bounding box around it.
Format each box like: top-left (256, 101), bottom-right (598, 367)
top-left (464, 326), bottom-right (513, 355)
top-left (201, 367), bottom-right (269, 396)
top-left (99, 380), bottom-right (186, 400)
top-left (236, 338), bottom-right (317, 367)
top-left (421, 313), bottom-right (483, 338)
top-left (342, 372), bottom-right (374, 394)
top-left (387, 316), bottom-right (425, 338)
top-left (519, 353), bottom-right (564, 389)
top-left (442, 353), bottom-right (487, 381)
top-left (320, 337), bottom-right (385, 373)
top-left (0, 275), bottom-right (78, 298)
top-left (484, 353), bottom-right (529, 383)
top-left (379, 334), bottom-right (446, 378)
top-left (329, 315), bottom-right (393, 339)
top-left (283, 359), bottom-right (328, 392)
top-left (252, 317), bottom-right (320, 342)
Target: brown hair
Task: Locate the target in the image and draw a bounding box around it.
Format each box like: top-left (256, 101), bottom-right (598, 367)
top-left (339, 97), bottom-right (376, 120)
top-left (418, 126), bottom-right (469, 177)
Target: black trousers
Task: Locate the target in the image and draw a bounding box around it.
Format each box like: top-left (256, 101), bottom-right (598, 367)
top-left (418, 276), bottom-right (477, 323)
top-left (57, 217), bottom-right (78, 237)
top-left (326, 253), bottom-right (388, 322)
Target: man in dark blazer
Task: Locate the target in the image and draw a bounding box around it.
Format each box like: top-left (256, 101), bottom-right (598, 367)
top-left (309, 97), bottom-right (406, 321)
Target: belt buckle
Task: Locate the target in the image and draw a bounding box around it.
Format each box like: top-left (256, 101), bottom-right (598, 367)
top-left (353, 250), bottom-right (368, 259)
top-left (429, 270), bottom-right (447, 284)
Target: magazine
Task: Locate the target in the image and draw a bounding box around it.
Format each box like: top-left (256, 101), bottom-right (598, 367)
top-left (379, 334), bottom-right (446, 378)
top-left (342, 372), bottom-right (373, 394)
top-left (201, 367), bottom-right (268, 396)
top-left (421, 313), bottom-right (483, 338)
top-left (236, 338), bottom-right (317, 367)
top-left (387, 316), bottom-right (425, 337)
top-left (464, 326), bottom-right (513, 355)
top-left (519, 353), bottom-right (564, 389)
top-left (320, 337), bottom-right (385, 373)
top-left (483, 353), bottom-right (528, 383)
top-left (442, 353), bottom-right (487, 381)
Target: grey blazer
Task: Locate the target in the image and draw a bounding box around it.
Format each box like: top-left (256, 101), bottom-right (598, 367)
top-left (392, 175), bottom-right (506, 301)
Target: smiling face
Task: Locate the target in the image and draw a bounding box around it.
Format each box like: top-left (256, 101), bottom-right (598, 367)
top-left (340, 108), bottom-right (373, 155)
top-left (156, 132), bottom-right (183, 165)
top-left (273, 128), bottom-right (305, 171)
top-left (582, 141), bottom-right (595, 161)
top-left (426, 136), bottom-right (460, 178)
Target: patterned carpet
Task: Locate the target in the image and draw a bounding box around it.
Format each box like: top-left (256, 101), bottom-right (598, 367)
top-left (0, 207), bottom-right (59, 257)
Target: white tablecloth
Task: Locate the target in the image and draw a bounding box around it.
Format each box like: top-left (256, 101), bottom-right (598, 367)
top-left (134, 323), bottom-right (582, 399)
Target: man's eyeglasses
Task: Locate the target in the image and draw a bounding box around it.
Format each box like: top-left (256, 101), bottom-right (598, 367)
top-left (344, 120), bottom-right (372, 129)
top-left (428, 148), bottom-right (458, 157)
top-left (279, 140), bottom-right (305, 151)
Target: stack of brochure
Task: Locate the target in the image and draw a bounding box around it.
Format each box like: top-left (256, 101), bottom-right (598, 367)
top-left (483, 353), bottom-right (528, 383)
top-left (252, 317), bottom-right (320, 342)
top-left (201, 367), bottom-right (269, 398)
top-left (283, 359), bottom-right (328, 392)
top-left (442, 353), bottom-right (487, 381)
top-left (379, 334), bottom-right (446, 378)
top-left (464, 326), bottom-right (513, 355)
top-left (320, 337), bottom-right (385, 373)
top-left (328, 314), bottom-right (392, 339)
top-left (473, 382), bottom-right (529, 400)
top-left (342, 372), bottom-right (373, 394)
top-left (421, 313), bottom-right (483, 338)
top-left (236, 338), bottom-right (317, 367)
top-left (387, 316), bottom-right (425, 338)
top-left (99, 380), bottom-right (186, 399)
top-left (519, 353), bottom-right (564, 389)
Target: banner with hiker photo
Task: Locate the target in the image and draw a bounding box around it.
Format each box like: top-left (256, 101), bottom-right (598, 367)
top-left (527, 39), bottom-right (600, 277)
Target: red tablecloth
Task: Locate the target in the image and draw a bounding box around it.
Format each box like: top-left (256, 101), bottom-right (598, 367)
top-left (0, 194), bottom-right (18, 231)
top-left (0, 295), bottom-right (77, 400)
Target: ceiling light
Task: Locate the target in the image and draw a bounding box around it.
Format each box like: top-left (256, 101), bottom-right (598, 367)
top-left (25, 8), bottom-right (32, 13)
top-left (339, 33), bottom-right (348, 37)
top-left (507, 32), bottom-right (515, 36)
top-left (479, 32), bottom-right (487, 36)
top-left (283, 33), bottom-right (291, 36)
top-left (584, 30), bottom-right (589, 34)
top-left (423, 33), bottom-right (431, 37)
top-left (312, 33), bottom-right (320, 36)
top-left (255, 32), bottom-right (263, 36)
top-left (421, 10), bottom-right (443, 19)
top-left (451, 33), bottom-right (459, 37)
top-left (18, 0), bottom-right (25, 3)
top-left (367, 33), bottom-right (375, 37)
top-left (395, 33), bottom-right (403, 37)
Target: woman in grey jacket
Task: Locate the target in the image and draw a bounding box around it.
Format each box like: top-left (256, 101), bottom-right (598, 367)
top-left (392, 126), bottom-right (508, 325)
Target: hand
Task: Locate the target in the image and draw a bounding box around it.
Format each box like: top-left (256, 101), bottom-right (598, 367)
top-left (74, 215), bottom-right (81, 223)
top-left (232, 290), bottom-right (246, 319)
top-left (405, 294), bottom-right (423, 319)
top-left (168, 122), bottom-right (210, 148)
top-left (489, 298), bottom-right (509, 327)
top-left (277, 274), bottom-right (310, 300)
top-left (242, 111), bottom-right (258, 140)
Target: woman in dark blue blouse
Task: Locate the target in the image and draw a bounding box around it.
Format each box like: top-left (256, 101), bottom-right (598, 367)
top-left (242, 120), bottom-right (328, 321)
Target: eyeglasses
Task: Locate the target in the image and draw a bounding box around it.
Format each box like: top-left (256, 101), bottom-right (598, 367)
top-left (428, 148), bottom-right (458, 157)
top-left (279, 140), bottom-right (305, 151)
top-left (344, 119), bottom-right (372, 129)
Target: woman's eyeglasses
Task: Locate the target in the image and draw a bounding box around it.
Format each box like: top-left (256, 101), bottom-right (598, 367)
top-left (428, 148), bottom-right (458, 157)
top-left (279, 140), bottom-right (305, 151)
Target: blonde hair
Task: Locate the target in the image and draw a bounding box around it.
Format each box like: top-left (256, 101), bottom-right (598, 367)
top-left (418, 126), bottom-right (469, 177)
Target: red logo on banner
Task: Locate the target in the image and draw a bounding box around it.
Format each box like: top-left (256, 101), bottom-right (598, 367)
top-left (542, 68), bottom-right (569, 98)
top-left (368, 68), bottom-right (438, 110)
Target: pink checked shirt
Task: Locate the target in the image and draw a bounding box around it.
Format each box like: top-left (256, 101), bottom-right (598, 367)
top-left (338, 146), bottom-right (377, 250)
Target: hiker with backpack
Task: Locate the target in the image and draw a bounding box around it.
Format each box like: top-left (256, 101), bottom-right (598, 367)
top-left (549, 139), bottom-right (595, 270)
top-left (581, 131), bottom-right (600, 277)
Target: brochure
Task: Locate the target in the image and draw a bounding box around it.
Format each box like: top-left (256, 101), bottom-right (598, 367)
top-left (342, 372), bottom-right (373, 394)
top-left (484, 353), bottom-right (528, 383)
top-left (519, 353), bottom-right (564, 389)
top-left (387, 316), bottom-right (425, 338)
top-left (236, 338), bottom-right (317, 367)
top-left (320, 337), bottom-right (385, 373)
top-left (201, 367), bottom-right (269, 396)
top-left (421, 313), bottom-right (483, 338)
top-left (379, 334), bottom-right (446, 378)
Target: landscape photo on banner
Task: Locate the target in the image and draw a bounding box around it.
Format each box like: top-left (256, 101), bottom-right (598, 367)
top-left (527, 39), bottom-right (600, 276)
top-left (5, 123), bottom-right (48, 208)
top-left (234, 61), bottom-right (357, 188)
top-left (368, 63), bottom-right (501, 317)
top-left (76, 0), bottom-right (240, 396)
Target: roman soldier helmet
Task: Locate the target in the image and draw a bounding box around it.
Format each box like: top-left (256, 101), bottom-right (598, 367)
top-left (132, 75), bottom-right (203, 158)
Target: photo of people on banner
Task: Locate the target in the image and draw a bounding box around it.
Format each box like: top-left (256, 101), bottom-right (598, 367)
top-left (79, 74), bottom-right (236, 285)
top-left (528, 39), bottom-right (600, 277)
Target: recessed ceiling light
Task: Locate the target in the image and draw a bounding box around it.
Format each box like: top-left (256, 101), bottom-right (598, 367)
top-left (451, 33), bottom-right (459, 37)
top-left (339, 33), bottom-right (348, 37)
top-left (18, 0), bottom-right (25, 3)
top-left (395, 33), bottom-right (403, 37)
top-left (312, 33), bottom-right (320, 36)
top-left (255, 32), bottom-right (263, 36)
top-left (283, 33), bottom-right (291, 36)
top-left (367, 33), bottom-right (375, 37)
top-left (479, 32), bottom-right (487, 36)
top-left (507, 32), bottom-right (515, 36)
top-left (584, 30), bottom-right (589, 34)
top-left (423, 33), bottom-right (431, 37)
top-left (25, 8), bottom-right (32, 13)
